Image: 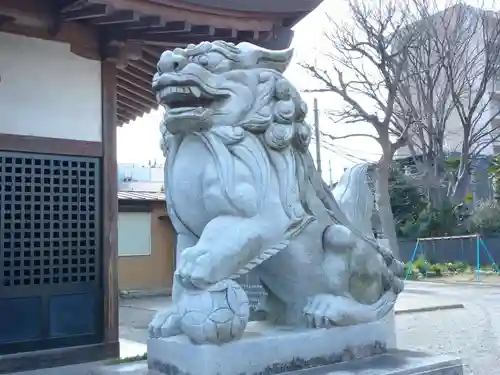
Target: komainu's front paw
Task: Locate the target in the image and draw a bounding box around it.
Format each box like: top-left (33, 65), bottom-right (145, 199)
top-left (303, 294), bottom-right (353, 328)
top-left (177, 246), bottom-right (221, 288)
top-left (148, 308), bottom-right (182, 338)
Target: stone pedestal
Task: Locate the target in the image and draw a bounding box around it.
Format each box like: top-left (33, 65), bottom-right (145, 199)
top-left (148, 320), bottom-right (391, 375)
top-left (89, 313), bottom-right (462, 375)
top-left (90, 351), bottom-right (463, 375)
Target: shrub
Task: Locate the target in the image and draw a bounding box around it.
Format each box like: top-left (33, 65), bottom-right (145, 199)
top-left (413, 258), bottom-right (429, 274)
top-left (429, 264), bottom-right (443, 276)
top-left (446, 261), bottom-right (468, 273)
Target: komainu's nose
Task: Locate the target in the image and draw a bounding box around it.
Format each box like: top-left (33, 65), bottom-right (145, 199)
top-left (157, 51), bottom-right (188, 73)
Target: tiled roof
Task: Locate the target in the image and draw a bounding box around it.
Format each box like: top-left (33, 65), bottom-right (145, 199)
top-left (117, 191), bottom-right (164, 201)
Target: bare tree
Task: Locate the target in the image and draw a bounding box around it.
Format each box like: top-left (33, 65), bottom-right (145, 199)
top-left (301, 0), bottom-right (421, 255)
top-left (396, 1), bottom-right (500, 207)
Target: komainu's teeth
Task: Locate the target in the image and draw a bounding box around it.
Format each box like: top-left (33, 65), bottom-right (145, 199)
top-left (190, 86), bottom-right (202, 98)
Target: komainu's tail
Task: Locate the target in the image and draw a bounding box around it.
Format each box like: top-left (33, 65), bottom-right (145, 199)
top-left (332, 163), bottom-right (375, 237)
top-left (331, 163), bottom-right (404, 296)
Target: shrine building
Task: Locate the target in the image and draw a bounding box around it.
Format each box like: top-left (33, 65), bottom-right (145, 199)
top-left (0, 0), bottom-right (321, 372)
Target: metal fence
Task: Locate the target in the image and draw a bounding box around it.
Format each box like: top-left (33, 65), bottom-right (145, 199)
top-left (398, 235), bottom-right (500, 265)
top-left (239, 235), bottom-right (500, 318)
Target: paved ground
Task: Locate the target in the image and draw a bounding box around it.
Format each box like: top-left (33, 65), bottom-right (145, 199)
top-left (13, 281), bottom-right (500, 374)
top-left (119, 281), bottom-right (500, 375)
top-left (397, 281), bottom-right (500, 375)
top-left (117, 284), bottom-right (462, 348)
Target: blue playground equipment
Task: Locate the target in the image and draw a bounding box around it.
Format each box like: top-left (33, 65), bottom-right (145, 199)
top-left (404, 234), bottom-right (499, 281)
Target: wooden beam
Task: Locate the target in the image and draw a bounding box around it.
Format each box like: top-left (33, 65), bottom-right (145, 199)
top-left (92, 10), bottom-right (139, 25)
top-left (118, 93), bottom-right (150, 113)
top-left (141, 40), bottom-right (189, 48)
top-left (0, 0), bottom-right (52, 28)
top-left (189, 25), bottom-right (216, 36)
top-left (62, 3), bottom-right (108, 21)
top-left (119, 22), bottom-right (190, 41)
top-left (0, 0), bottom-right (100, 59)
top-left (104, 41), bottom-right (143, 68)
top-left (136, 32), bottom-right (236, 45)
top-left (119, 15), bottom-right (162, 30)
top-left (101, 60), bottom-right (120, 356)
top-left (0, 15), bottom-right (14, 27)
top-left (213, 28), bottom-right (238, 39)
top-left (117, 78), bottom-right (155, 103)
top-left (94, 0), bottom-right (275, 31)
top-left (126, 25), bottom-right (243, 46)
top-left (0, 134), bottom-right (102, 157)
top-left (118, 86), bottom-right (155, 108)
top-left (131, 21), bottom-right (190, 35)
top-left (59, 0), bottom-right (89, 13)
top-left (238, 30), bottom-right (260, 40)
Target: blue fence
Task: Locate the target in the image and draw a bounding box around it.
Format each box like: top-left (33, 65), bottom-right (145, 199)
top-left (398, 235), bottom-right (500, 265)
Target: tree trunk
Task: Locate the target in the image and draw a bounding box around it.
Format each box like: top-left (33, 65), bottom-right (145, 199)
top-left (375, 154), bottom-right (400, 259)
top-left (449, 166), bottom-right (470, 204)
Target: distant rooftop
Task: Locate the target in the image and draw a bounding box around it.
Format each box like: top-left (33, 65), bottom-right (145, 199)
top-left (118, 191), bottom-right (164, 201)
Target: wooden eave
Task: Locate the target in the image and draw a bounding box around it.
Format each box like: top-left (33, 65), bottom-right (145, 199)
top-left (0, 0), bottom-right (318, 126)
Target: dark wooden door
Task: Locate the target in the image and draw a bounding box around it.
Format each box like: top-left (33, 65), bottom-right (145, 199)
top-left (0, 152), bottom-right (103, 354)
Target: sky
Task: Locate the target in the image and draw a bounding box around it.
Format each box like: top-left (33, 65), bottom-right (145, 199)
top-left (116, 0), bottom-right (498, 183)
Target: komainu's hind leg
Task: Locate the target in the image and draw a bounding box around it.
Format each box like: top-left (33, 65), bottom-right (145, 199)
top-left (303, 292), bottom-right (396, 328)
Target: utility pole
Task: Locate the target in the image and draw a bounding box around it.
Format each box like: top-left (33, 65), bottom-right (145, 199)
top-left (313, 98), bottom-right (322, 175)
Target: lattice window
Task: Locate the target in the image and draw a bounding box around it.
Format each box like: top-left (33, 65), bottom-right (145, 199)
top-left (0, 153), bottom-right (99, 287)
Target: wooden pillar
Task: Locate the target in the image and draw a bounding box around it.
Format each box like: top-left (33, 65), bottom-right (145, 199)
top-left (101, 61), bottom-right (119, 353)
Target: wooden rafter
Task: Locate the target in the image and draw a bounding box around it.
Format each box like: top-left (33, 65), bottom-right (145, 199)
top-left (127, 59), bottom-right (153, 76)
top-left (124, 21), bottom-right (191, 34)
top-left (139, 53), bottom-right (157, 70)
top-left (141, 45), bottom-right (165, 58)
top-left (61, 3), bottom-right (108, 21)
top-left (117, 113), bottom-right (132, 124)
top-left (118, 87), bottom-right (155, 109)
top-left (117, 105), bottom-right (139, 119)
top-left (117, 78), bottom-right (156, 104)
top-left (117, 93), bottom-right (150, 113)
top-left (117, 15), bottom-right (162, 30)
top-left (59, 0), bottom-right (89, 13)
top-left (92, 10), bottom-right (139, 25)
top-left (118, 70), bottom-right (152, 91)
top-left (124, 66), bottom-right (152, 84)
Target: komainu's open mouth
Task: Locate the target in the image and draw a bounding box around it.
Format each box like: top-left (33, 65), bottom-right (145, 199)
top-left (156, 85), bottom-right (215, 112)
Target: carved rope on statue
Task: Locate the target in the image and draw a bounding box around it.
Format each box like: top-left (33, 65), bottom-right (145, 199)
top-left (149, 40), bottom-right (405, 346)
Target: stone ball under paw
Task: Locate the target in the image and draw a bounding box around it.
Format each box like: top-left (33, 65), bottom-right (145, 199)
top-left (177, 279), bottom-right (250, 345)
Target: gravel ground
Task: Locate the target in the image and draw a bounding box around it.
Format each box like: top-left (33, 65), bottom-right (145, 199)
top-left (397, 282), bottom-right (500, 375)
top-left (119, 281), bottom-right (500, 375)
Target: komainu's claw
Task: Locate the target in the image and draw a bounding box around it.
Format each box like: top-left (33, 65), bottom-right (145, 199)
top-left (148, 308), bottom-right (182, 338)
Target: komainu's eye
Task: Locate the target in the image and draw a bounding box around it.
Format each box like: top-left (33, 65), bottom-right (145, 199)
top-left (198, 55), bottom-right (209, 66)
top-left (191, 55), bottom-right (208, 66)
top-left (191, 53), bottom-right (223, 71)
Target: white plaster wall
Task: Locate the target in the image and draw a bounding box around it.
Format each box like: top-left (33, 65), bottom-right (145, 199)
top-left (0, 32), bottom-right (102, 142)
top-left (118, 212), bottom-right (152, 256)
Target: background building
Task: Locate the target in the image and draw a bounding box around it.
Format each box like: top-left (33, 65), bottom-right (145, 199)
top-left (0, 0), bottom-right (322, 372)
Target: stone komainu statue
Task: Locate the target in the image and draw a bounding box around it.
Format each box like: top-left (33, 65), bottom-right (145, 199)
top-left (148, 40), bottom-right (404, 345)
